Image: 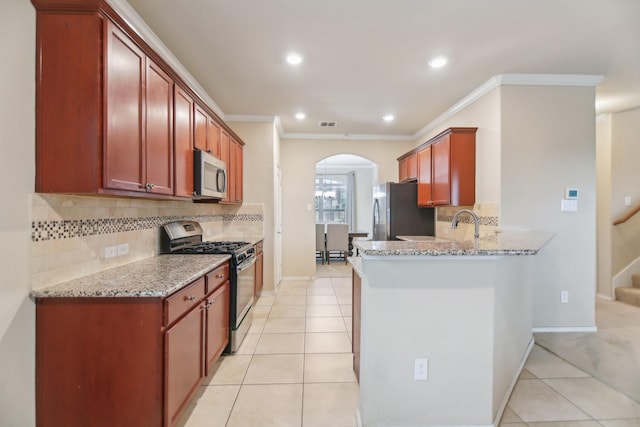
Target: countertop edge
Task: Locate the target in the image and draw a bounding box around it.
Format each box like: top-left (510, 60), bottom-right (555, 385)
top-left (30, 254), bottom-right (232, 299)
top-left (355, 231), bottom-right (555, 257)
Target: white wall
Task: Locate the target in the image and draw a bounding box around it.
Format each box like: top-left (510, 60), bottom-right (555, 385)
top-left (596, 114), bottom-right (613, 298)
top-left (228, 120), bottom-right (279, 292)
top-left (0, 0), bottom-right (36, 425)
top-left (501, 85), bottom-right (596, 328)
top-left (414, 87), bottom-right (503, 206)
top-left (610, 107), bottom-right (640, 275)
top-left (281, 138), bottom-right (414, 278)
top-left (414, 82), bottom-right (597, 329)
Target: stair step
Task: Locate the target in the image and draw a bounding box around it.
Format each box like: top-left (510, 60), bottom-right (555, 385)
top-left (615, 286), bottom-right (640, 308)
top-left (632, 273), bottom-right (640, 288)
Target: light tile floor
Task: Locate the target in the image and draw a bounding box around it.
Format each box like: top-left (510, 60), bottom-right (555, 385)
top-left (177, 264), bottom-right (640, 427)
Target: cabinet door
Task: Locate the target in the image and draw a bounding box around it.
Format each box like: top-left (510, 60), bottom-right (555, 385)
top-left (219, 128), bottom-right (231, 202)
top-left (205, 282), bottom-right (230, 374)
top-left (406, 153), bottom-right (417, 181)
top-left (165, 303), bottom-right (204, 427)
top-left (398, 157), bottom-right (408, 182)
top-left (207, 117), bottom-right (221, 159)
top-left (194, 104), bottom-right (208, 153)
top-left (174, 86), bottom-right (194, 198)
top-left (145, 59), bottom-right (174, 195)
top-left (235, 139), bottom-right (243, 203)
top-left (432, 135), bottom-right (451, 205)
top-left (416, 145), bottom-right (432, 206)
top-left (105, 22), bottom-right (145, 192)
top-left (229, 137), bottom-right (240, 203)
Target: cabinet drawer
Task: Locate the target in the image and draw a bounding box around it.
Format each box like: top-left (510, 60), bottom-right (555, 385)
top-left (165, 277), bottom-right (206, 326)
top-left (206, 263), bottom-right (230, 293)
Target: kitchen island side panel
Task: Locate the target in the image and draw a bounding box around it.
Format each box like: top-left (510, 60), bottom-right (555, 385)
top-left (357, 256), bottom-right (533, 427)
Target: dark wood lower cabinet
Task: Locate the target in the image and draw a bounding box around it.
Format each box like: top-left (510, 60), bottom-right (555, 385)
top-left (205, 282), bottom-right (230, 375)
top-left (165, 302), bottom-right (205, 427)
top-left (35, 264), bottom-right (230, 427)
top-left (36, 298), bottom-right (164, 427)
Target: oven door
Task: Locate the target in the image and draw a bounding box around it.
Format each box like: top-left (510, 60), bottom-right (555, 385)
top-left (231, 255), bottom-right (255, 352)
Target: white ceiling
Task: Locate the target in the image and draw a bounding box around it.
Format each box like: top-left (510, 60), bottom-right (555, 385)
top-left (124, 0), bottom-right (640, 140)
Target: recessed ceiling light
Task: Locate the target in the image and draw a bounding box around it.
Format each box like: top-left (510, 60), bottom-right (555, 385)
top-left (286, 53), bottom-right (303, 65)
top-left (382, 114), bottom-right (395, 122)
top-left (428, 56), bottom-right (448, 68)
top-left (295, 112), bottom-right (306, 120)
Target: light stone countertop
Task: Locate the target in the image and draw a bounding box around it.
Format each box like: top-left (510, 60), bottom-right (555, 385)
top-left (354, 230), bottom-right (554, 257)
top-left (30, 254), bottom-right (231, 298)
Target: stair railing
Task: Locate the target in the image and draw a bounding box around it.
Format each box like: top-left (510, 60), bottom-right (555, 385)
top-left (613, 205), bottom-right (640, 225)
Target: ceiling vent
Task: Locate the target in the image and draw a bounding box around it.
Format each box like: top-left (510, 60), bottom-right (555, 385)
top-left (319, 121), bottom-right (337, 127)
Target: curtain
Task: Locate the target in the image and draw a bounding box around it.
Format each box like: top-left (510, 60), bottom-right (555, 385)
top-left (346, 171), bottom-right (356, 231)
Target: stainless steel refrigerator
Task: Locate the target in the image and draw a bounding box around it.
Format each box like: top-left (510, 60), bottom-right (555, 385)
top-left (372, 182), bottom-right (435, 240)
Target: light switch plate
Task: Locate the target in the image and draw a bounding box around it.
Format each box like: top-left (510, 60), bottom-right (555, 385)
top-left (561, 199), bottom-right (578, 212)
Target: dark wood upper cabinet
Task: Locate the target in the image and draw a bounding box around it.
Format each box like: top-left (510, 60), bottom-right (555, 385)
top-left (398, 151), bottom-right (417, 183)
top-left (405, 127), bottom-right (477, 207)
top-left (417, 144), bottom-right (433, 206)
top-left (105, 22), bottom-right (173, 195)
top-left (218, 132), bottom-right (243, 205)
top-left (174, 86), bottom-right (195, 198)
top-left (32, 0), bottom-right (243, 201)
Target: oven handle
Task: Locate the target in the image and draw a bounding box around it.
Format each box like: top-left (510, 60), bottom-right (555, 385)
top-left (237, 256), bottom-right (256, 272)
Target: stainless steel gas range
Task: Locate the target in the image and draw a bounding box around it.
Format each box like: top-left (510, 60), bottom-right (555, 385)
top-left (160, 220), bottom-right (255, 352)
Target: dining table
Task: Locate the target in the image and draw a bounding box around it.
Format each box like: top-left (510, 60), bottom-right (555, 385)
top-left (347, 230), bottom-right (368, 256)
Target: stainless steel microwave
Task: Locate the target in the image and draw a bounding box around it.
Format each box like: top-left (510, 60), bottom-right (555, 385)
top-left (194, 149), bottom-right (227, 199)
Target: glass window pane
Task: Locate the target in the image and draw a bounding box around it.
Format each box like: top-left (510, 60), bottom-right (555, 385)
top-left (315, 173), bottom-right (348, 225)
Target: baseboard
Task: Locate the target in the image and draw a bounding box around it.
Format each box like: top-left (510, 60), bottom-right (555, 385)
top-left (597, 293), bottom-right (614, 301)
top-left (532, 326), bottom-right (597, 333)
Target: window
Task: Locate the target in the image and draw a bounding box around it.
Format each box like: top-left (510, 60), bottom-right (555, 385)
top-left (315, 174), bottom-right (348, 224)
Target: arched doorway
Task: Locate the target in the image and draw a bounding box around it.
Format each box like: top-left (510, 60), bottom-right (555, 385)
top-left (315, 154), bottom-right (377, 270)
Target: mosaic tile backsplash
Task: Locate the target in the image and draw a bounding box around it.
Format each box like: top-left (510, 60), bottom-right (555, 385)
top-left (31, 194), bottom-right (264, 289)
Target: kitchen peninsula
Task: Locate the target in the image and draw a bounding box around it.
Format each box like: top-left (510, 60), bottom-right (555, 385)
top-left (350, 231), bottom-right (553, 427)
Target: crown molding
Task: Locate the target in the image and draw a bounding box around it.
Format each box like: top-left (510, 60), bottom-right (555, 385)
top-left (412, 73), bottom-right (605, 142)
top-left (92, 13), bottom-right (605, 145)
top-left (225, 115), bottom-right (277, 123)
top-left (106, 0), bottom-right (224, 119)
top-left (279, 132), bottom-right (414, 141)
top-left (498, 73), bottom-right (604, 87)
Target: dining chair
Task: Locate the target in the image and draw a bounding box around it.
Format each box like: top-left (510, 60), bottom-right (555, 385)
top-left (315, 223), bottom-right (326, 264)
top-left (326, 223), bottom-right (349, 264)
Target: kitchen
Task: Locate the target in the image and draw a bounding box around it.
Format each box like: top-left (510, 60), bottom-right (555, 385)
top-left (2, 0), bottom-right (640, 426)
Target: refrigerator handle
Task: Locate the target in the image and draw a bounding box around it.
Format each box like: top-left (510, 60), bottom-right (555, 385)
top-left (372, 198), bottom-right (379, 237)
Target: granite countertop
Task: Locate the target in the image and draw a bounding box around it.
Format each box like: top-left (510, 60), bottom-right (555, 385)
top-left (354, 230), bottom-right (554, 257)
top-left (30, 254), bottom-right (231, 298)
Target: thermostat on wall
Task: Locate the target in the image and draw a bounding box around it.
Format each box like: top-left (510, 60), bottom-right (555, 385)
top-left (564, 188), bottom-right (579, 200)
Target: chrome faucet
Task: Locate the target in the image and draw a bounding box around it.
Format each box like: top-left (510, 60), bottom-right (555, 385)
top-left (451, 209), bottom-right (480, 240)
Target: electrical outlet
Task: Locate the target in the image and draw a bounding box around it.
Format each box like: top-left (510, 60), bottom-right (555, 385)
top-left (104, 246), bottom-right (117, 259)
top-left (117, 243), bottom-right (129, 256)
top-left (414, 358), bottom-right (428, 381)
top-left (561, 291), bottom-right (569, 304)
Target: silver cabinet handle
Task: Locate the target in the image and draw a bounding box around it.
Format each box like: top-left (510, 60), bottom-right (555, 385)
top-left (186, 295), bottom-right (196, 301)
